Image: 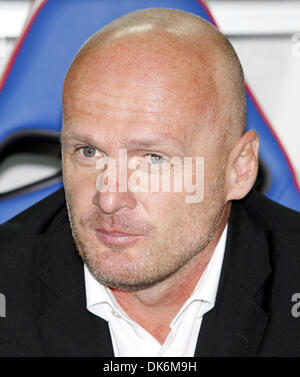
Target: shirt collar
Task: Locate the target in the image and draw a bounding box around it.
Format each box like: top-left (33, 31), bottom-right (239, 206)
top-left (191, 224), bottom-right (228, 305)
top-left (172, 224), bottom-right (228, 322)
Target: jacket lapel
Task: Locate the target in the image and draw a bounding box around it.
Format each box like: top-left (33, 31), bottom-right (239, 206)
top-left (36, 212), bottom-right (114, 357)
top-left (195, 199), bottom-right (271, 356)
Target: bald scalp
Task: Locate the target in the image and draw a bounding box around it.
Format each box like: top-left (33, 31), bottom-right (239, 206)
top-left (63, 8), bottom-right (246, 148)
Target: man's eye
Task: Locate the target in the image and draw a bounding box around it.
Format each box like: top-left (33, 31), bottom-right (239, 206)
top-left (79, 146), bottom-right (99, 158)
top-left (147, 154), bottom-right (165, 165)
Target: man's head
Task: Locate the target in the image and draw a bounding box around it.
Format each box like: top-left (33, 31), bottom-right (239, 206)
top-left (61, 8), bottom-right (259, 291)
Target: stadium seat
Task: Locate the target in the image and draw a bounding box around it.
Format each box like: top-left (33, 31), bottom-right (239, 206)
top-left (0, 0), bottom-right (299, 223)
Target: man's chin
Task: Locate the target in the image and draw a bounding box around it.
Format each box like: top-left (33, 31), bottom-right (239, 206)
top-left (84, 260), bottom-right (162, 291)
top-left (97, 278), bottom-right (161, 292)
top-left (82, 248), bottom-right (193, 292)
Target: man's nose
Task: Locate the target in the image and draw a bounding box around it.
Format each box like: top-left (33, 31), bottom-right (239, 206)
top-left (93, 151), bottom-right (139, 214)
top-left (93, 185), bottom-right (137, 215)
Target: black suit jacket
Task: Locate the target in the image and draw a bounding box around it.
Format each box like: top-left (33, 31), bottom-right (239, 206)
top-left (0, 188), bottom-right (300, 357)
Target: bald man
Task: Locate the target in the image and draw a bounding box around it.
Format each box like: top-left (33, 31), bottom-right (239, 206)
top-left (1, 9), bottom-right (300, 357)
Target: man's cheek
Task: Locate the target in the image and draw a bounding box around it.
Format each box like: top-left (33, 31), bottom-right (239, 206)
top-left (65, 162), bottom-right (96, 192)
top-left (65, 172), bottom-right (96, 215)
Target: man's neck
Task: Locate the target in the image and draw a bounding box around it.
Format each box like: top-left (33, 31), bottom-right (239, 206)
top-left (111, 203), bottom-right (231, 343)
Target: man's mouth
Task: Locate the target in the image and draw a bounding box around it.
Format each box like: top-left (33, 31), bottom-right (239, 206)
top-left (95, 228), bottom-right (146, 246)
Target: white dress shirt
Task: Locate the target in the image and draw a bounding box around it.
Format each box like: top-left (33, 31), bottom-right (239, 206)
top-left (84, 225), bottom-right (227, 357)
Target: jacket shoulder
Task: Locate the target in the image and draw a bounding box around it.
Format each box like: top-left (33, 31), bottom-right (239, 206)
top-left (241, 190), bottom-right (300, 233)
top-left (0, 187), bottom-right (67, 236)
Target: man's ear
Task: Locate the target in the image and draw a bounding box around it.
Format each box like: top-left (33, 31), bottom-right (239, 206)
top-left (225, 130), bottom-right (259, 201)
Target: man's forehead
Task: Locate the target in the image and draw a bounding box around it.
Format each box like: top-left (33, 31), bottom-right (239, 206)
top-left (64, 25), bottom-right (218, 97)
top-left (63, 50), bottom-right (218, 135)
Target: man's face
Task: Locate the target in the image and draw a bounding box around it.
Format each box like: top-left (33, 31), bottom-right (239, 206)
top-left (62, 34), bottom-right (228, 290)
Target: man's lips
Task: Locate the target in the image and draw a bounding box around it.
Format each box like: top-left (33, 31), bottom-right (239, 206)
top-left (95, 228), bottom-right (146, 246)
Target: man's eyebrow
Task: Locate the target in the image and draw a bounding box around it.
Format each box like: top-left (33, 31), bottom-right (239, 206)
top-left (61, 131), bottom-right (184, 151)
top-left (60, 130), bottom-right (95, 144)
top-left (60, 131), bottom-right (104, 148)
top-left (120, 136), bottom-right (183, 150)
